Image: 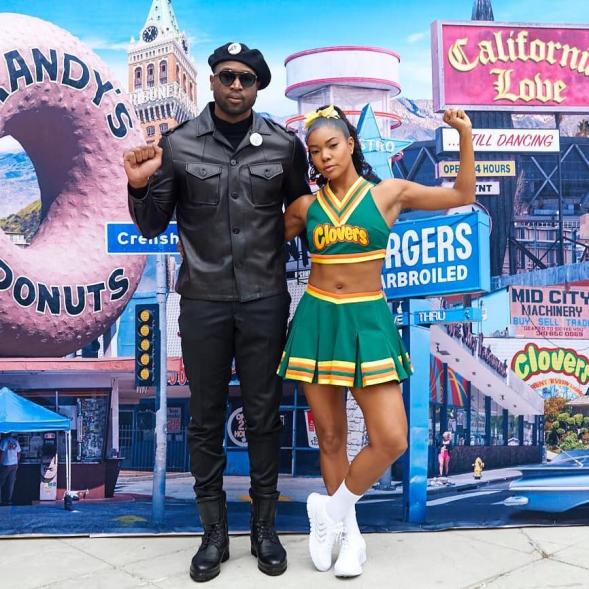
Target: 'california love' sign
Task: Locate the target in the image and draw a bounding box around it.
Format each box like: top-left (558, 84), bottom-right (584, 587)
top-left (432, 21), bottom-right (589, 112)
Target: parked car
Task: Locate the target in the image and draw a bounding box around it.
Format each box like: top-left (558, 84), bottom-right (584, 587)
top-left (505, 450), bottom-right (589, 512)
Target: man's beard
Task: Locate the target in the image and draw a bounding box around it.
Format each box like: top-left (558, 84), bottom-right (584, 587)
top-left (215, 92), bottom-right (256, 117)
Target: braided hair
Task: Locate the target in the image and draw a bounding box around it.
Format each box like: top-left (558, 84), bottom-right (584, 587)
top-left (306, 105), bottom-right (380, 188)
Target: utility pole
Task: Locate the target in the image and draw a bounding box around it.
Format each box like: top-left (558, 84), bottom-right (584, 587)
top-left (152, 254), bottom-right (168, 524)
top-left (556, 113), bottom-right (565, 266)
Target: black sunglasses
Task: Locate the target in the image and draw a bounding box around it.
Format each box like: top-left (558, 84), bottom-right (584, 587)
top-left (214, 69), bottom-right (258, 89)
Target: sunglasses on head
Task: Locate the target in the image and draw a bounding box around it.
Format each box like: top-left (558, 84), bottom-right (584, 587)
top-left (214, 69), bottom-right (258, 88)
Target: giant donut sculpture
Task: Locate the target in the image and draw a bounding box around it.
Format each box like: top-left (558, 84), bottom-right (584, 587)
top-left (0, 14), bottom-right (146, 357)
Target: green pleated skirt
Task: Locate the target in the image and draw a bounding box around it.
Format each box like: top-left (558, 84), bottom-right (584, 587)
top-left (277, 284), bottom-right (413, 388)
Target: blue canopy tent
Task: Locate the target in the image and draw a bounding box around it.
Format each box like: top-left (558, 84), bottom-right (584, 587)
top-left (0, 387), bottom-right (72, 496)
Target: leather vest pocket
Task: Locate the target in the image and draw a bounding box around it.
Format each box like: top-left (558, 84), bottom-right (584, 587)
top-left (248, 162), bottom-right (283, 207)
top-left (186, 163), bottom-right (222, 205)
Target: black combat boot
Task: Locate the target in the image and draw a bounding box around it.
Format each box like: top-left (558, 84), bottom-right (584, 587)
top-left (190, 494), bottom-right (229, 582)
top-left (250, 490), bottom-right (287, 576)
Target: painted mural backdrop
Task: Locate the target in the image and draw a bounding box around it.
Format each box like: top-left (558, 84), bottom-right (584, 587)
top-left (2, 0), bottom-right (589, 536)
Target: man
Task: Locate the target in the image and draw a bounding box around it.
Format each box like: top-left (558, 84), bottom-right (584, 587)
top-left (0, 433), bottom-right (21, 505)
top-left (124, 42), bottom-right (309, 582)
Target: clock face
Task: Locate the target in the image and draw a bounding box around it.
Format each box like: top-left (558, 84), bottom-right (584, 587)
top-left (142, 25), bottom-right (158, 43)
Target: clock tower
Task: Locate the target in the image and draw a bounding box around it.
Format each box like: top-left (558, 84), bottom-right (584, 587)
top-left (128, 0), bottom-right (198, 144)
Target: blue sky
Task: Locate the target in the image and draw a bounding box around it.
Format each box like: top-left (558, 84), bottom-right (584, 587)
top-left (2, 0), bottom-right (589, 115)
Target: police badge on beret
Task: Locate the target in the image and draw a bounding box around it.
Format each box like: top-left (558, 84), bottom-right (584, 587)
top-left (208, 42), bottom-right (272, 89)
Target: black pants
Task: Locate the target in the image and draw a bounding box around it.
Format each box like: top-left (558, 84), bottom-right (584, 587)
top-left (0, 465), bottom-right (18, 504)
top-left (179, 293), bottom-right (290, 500)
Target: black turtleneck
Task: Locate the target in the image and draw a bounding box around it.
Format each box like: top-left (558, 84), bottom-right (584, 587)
top-left (210, 103), bottom-right (253, 151)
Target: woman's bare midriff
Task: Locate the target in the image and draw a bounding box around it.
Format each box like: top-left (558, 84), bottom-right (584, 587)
top-left (308, 258), bottom-right (384, 293)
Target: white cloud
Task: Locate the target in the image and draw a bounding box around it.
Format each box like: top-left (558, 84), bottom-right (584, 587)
top-left (0, 136), bottom-right (25, 154)
top-left (252, 59), bottom-right (295, 118)
top-left (402, 60), bottom-right (433, 85)
top-left (81, 37), bottom-right (131, 52)
top-left (81, 32), bottom-right (212, 54)
top-left (108, 60), bottom-right (131, 89)
top-left (407, 31), bottom-right (428, 44)
top-left (187, 33), bottom-right (212, 47)
top-left (399, 50), bottom-right (434, 100)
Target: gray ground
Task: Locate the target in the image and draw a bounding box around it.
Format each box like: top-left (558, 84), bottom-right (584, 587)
top-left (3, 526), bottom-right (589, 588)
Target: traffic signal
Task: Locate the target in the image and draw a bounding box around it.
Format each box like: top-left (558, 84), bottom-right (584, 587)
top-left (135, 304), bottom-right (160, 387)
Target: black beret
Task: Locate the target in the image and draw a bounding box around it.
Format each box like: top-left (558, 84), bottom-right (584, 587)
top-left (208, 42), bottom-right (271, 89)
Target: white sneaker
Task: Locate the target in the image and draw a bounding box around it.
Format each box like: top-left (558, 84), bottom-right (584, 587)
top-left (334, 532), bottom-right (367, 578)
top-left (306, 492), bottom-right (343, 571)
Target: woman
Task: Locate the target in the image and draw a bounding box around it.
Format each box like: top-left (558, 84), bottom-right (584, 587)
top-left (438, 431), bottom-right (453, 478)
top-left (277, 105), bottom-right (475, 577)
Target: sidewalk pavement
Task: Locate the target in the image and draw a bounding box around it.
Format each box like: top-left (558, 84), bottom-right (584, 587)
top-left (3, 526), bottom-right (589, 588)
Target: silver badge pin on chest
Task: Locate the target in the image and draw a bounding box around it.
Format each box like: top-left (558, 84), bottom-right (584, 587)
top-left (249, 132), bottom-right (263, 147)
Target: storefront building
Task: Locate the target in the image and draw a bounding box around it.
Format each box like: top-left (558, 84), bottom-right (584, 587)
top-left (0, 357), bottom-right (180, 502)
top-left (427, 320), bottom-right (543, 475)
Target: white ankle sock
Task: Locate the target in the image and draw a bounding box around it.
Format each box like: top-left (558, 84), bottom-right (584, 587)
top-left (326, 481), bottom-right (362, 523)
top-left (343, 505), bottom-right (361, 536)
